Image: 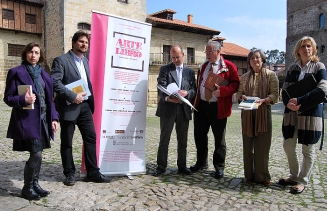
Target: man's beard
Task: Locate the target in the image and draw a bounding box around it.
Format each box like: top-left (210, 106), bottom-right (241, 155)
top-left (75, 47), bottom-right (87, 53)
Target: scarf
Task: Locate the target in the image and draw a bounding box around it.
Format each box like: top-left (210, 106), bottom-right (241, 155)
top-left (242, 68), bottom-right (269, 137)
top-left (24, 61), bottom-right (46, 112)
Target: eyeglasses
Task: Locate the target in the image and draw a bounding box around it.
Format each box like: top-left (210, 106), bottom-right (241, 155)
top-left (250, 56), bottom-right (261, 60)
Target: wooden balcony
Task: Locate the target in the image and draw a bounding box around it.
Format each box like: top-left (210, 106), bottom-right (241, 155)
top-left (0, 0), bottom-right (43, 35)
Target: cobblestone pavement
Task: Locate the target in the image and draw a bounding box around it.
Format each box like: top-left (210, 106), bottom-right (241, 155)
top-left (0, 101), bottom-right (326, 210)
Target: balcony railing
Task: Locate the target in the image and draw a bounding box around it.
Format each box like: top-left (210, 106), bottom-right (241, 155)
top-left (149, 53), bottom-right (206, 66)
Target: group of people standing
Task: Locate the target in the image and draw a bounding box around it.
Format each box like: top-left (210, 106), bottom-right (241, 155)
top-left (153, 36), bottom-right (327, 196)
top-left (3, 31), bottom-right (326, 201)
top-left (4, 31), bottom-right (109, 201)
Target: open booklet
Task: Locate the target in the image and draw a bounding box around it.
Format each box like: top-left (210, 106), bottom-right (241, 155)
top-left (157, 83), bottom-right (197, 111)
top-left (65, 79), bottom-right (91, 105)
top-left (238, 96), bottom-right (260, 110)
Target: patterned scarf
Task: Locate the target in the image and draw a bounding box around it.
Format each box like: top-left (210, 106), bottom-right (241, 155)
top-left (24, 61), bottom-right (46, 112)
top-left (242, 68), bottom-right (269, 137)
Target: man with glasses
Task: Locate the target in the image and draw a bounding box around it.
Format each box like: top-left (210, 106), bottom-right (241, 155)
top-left (191, 41), bottom-right (240, 178)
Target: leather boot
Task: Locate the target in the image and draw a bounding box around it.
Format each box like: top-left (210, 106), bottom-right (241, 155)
top-left (22, 162), bottom-right (41, 201)
top-left (33, 159), bottom-right (50, 197)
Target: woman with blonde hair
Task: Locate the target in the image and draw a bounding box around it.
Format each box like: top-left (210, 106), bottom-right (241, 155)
top-left (279, 36), bottom-right (327, 194)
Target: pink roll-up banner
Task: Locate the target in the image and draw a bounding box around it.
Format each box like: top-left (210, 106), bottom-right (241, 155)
top-left (82, 11), bottom-right (151, 176)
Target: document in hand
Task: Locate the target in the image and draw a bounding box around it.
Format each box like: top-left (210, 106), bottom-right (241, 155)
top-left (204, 71), bottom-right (229, 91)
top-left (157, 83), bottom-right (197, 111)
top-left (238, 96), bottom-right (260, 110)
top-left (284, 74), bottom-right (326, 113)
top-left (18, 85), bottom-right (34, 109)
top-left (65, 79), bottom-right (91, 97)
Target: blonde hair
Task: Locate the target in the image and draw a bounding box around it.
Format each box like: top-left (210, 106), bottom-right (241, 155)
top-left (293, 36), bottom-right (319, 62)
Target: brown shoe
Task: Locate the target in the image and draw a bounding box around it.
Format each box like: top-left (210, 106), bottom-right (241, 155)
top-left (259, 180), bottom-right (270, 186)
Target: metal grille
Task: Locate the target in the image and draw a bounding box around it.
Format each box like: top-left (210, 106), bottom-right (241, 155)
top-left (26, 13), bottom-right (36, 24)
top-left (2, 9), bottom-right (14, 20)
top-left (8, 44), bottom-right (25, 57)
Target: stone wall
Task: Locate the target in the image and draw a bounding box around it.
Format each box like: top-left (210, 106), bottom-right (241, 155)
top-left (44, 0), bottom-right (147, 71)
top-left (150, 27), bottom-right (211, 64)
top-left (0, 31), bottom-right (41, 97)
top-left (286, 0), bottom-right (327, 67)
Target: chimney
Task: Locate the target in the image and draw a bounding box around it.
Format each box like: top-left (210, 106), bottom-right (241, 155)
top-left (187, 14), bottom-right (193, 23)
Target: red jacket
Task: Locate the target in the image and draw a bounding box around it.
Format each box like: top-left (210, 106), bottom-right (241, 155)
top-left (193, 57), bottom-right (240, 119)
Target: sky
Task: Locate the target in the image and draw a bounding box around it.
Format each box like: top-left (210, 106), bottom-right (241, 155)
top-left (146, 0), bottom-right (286, 52)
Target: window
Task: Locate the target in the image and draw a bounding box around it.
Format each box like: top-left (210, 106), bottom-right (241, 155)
top-left (163, 45), bottom-right (171, 63)
top-left (319, 13), bottom-right (325, 29)
top-left (8, 44), bottom-right (25, 57)
top-left (77, 23), bottom-right (91, 30)
top-left (26, 13), bottom-right (36, 24)
top-left (117, 0), bottom-right (128, 3)
top-left (167, 13), bottom-right (173, 20)
top-left (187, 48), bottom-right (195, 64)
top-left (2, 9), bottom-right (14, 20)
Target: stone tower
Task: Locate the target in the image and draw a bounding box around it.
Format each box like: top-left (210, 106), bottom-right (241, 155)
top-left (287, 0), bottom-right (327, 67)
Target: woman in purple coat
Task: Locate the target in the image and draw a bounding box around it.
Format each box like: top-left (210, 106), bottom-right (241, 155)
top-left (4, 43), bottom-right (59, 201)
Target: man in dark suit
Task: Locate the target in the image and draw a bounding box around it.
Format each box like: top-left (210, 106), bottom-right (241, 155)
top-left (153, 45), bottom-right (196, 176)
top-left (51, 30), bottom-right (108, 186)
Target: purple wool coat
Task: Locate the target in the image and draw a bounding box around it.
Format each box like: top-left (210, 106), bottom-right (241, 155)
top-left (3, 64), bottom-right (59, 141)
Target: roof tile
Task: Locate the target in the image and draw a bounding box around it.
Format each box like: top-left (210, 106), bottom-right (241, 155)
top-left (221, 42), bottom-right (250, 57)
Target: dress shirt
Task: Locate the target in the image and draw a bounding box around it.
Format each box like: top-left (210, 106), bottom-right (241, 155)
top-left (72, 52), bottom-right (89, 100)
top-left (296, 60), bottom-right (310, 81)
top-left (200, 59), bottom-right (221, 102)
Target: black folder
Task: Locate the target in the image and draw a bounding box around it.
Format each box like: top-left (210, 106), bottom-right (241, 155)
top-left (284, 74), bottom-right (326, 113)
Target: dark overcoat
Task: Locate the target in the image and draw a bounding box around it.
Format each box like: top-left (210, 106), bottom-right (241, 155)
top-left (4, 64), bottom-right (59, 141)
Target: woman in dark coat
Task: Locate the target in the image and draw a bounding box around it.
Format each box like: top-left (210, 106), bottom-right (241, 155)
top-left (279, 36), bottom-right (327, 194)
top-left (4, 42), bottom-right (59, 200)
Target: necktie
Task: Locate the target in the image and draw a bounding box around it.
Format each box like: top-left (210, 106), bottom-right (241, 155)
top-left (205, 63), bottom-right (214, 101)
top-left (177, 66), bottom-right (181, 88)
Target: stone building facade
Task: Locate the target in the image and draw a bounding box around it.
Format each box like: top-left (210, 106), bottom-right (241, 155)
top-left (0, 1), bottom-right (249, 106)
top-left (43, 0), bottom-right (146, 72)
top-left (0, 0), bottom-right (146, 97)
top-left (287, 0), bottom-right (327, 67)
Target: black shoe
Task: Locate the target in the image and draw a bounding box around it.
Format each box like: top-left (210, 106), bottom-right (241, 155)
top-left (178, 167), bottom-right (192, 175)
top-left (86, 172), bottom-right (109, 183)
top-left (64, 175), bottom-right (75, 186)
top-left (33, 159), bottom-right (50, 197)
top-left (190, 164), bottom-right (208, 172)
top-left (22, 162), bottom-right (41, 201)
top-left (152, 167), bottom-right (166, 177)
top-left (214, 169), bottom-right (224, 178)
top-left (278, 178), bottom-right (297, 186)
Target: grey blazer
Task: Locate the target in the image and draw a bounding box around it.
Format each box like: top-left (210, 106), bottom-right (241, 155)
top-left (156, 62), bottom-right (196, 120)
top-left (51, 50), bottom-right (94, 121)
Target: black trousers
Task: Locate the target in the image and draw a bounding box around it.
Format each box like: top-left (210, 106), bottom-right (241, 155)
top-left (194, 100), bottom-right (227, 170)
top-left (157, 104), bottom-right (189, 170)
top-left (60, 102), bottom-right (99, 177)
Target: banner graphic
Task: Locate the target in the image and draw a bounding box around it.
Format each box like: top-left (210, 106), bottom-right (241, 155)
top-left (87, 11), bottom-right (152, 175)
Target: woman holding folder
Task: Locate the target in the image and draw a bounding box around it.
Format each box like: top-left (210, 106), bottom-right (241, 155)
top-left (279, 36), bottom-right (327, 194)
top-left (236, 49), bottom-right (279, 185)
top-left (3, 43), bottom-right (59, 200)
